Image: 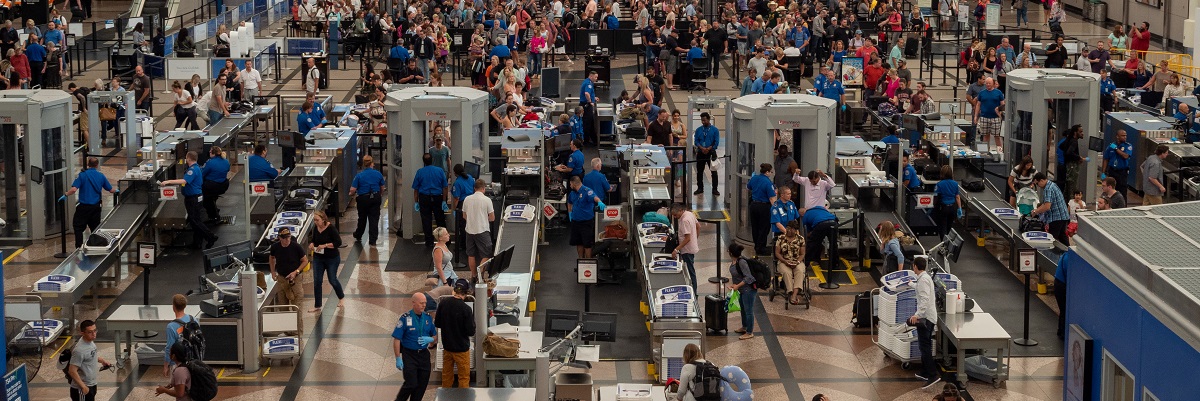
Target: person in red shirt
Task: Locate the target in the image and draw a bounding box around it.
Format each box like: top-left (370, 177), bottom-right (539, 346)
top-left (1130, 22), bottom-right (1151, 59)
top-left (856, 39), bottom-right (878, 60)
top-left (863, 57), bottom-right (886, 97)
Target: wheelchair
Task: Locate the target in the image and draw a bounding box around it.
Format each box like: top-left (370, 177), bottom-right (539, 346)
top-left (768, 259), bottom-right (811, 310)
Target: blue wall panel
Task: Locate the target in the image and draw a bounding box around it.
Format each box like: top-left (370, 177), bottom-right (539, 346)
top-left (1066, 250), bottom-right (1200, 401)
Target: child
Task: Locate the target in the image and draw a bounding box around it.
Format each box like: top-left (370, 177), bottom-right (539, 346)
top-left (1067, 190), bottom-right (1086, 239)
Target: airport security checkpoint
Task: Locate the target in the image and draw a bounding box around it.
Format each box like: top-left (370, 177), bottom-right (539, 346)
top-left (7, 4), bottom-right (1200, 401)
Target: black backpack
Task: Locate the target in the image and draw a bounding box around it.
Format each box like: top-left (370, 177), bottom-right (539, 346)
top-left (173, 317), bottom-right (206, 362)
top-left (689, 361), bottom-right (724, 400)
top-left (184, 360), bottom-right (218, 401)
top-left (58, 349), bottom-right (72, 382)
top-left (742, 257), bottom-right (772, 290)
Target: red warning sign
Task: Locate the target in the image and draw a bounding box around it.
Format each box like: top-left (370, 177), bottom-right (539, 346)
top-left (584, 270), bottom-right (592, 278)
top-left (159, 186), bottom-right (178, 200)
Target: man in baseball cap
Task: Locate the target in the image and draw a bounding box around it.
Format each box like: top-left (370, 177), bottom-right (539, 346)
top-left (435, 278), bottom-right (476, 388)
top-left (269, 227), bottom-right (308, 310)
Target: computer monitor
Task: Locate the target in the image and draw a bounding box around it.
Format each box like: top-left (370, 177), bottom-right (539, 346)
top-left (553, 133), bottom-right (573, 153)
top-left (484, 245), bottom-right (517, 278)
top-left (544, 309), bottom-right (581, 338)
top-left (464, 161), bottom-right (481, 179)
top-left (830, 185), bottom-right (845, 198)
top-left (945, 229), bottom-right (965, 264)
top-left (599, 149), bottom-right (620, 168)
top-left (202, 240), bottom-right (255, 274)
top-left (581, 312), bottom-right (618, 342)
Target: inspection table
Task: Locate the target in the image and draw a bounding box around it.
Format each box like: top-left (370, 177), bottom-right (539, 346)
top-left (938, 310), bottom-right (1011, 388)
top-left (435, 387), bottom-right (537, 400)
top-left (105, 304), bottom-right (202, 368)
top-left (597, 385), bottom-right (669, 401)
top-left (480, 330), bottom-right (544, 387)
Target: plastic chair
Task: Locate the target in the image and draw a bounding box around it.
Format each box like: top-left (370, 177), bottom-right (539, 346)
top-left (688, 57), bottom-right (711, 93)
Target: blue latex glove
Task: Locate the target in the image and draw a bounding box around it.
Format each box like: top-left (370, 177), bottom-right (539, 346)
top-left (418, 336), bottom-right (435, 347)
top-left (57, 195), bottom-right (66, 202)
top-left (1100, 173), bottom-right (1107, 179)
top-left (957, 208), bottom-right (964, 219)
top-left (841, 104), bottom-right (847, 112)
top-left (414, 203), bottom-right (420, 212)
top-left (395, 356), bottom-right (404, 370)
top-left (442, 201), bottom-right (450, 212)
top-left (1108, 143), bottom-right (1117, 150)
top-left (596, 201), bottom-right (606, 211)
top-left (1084, 157), bottom-right (1091, 163)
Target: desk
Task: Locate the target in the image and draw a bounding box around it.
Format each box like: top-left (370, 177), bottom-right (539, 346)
top-left (105, 305), bottom-right (202, 368)
top-left (435, 388), bottom-right (537, 400)
top-left (597, 385), bottom-right (669, 401)
top-left (481, 330), bottom-right (543, 387)
top-left (938, 311), bottom-right (1011, 388)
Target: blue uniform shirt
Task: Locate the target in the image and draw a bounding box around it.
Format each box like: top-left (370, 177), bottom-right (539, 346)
top-left (202, 156), bottom-right (230, 183)
top-left (821, 80), bottom-right (845, 103)
top-left (183, 164), bottom-right (203, 196)
top-left (297, 109), bottom-right (324, 135)
top-left (605, 15), bottom-right (619, 29)
top-left (814, 74), bottom-right (827, 92)
top-left (452, 176), bottom-right (475, 203)
top-left (881, 134), bottom-right (900, 144)
top-left (72, 169), bottom-right (112, 205)
top-left (687, 47), bottom-right (704, 63)
top-left (391, 310), bottom-right (437, 351)
top-left (582, 171), bottom-right (611, 202)
top-left (569, 185), bottom-right (598, 221)
top-left (389, 45), bottom-right (411, 62)
top-left (935, 179), bottom-right (960, 205)
top-left (903, 164), bottom-right (921, 190)
top-left (566, 150), bottom-right (585, 177)
top-left (25, 43), bottom-right (45, 62)
top-left (770, 199), bottom-right (799, 233)
top-left (248, 155), bottom-right (279, 182)
top-left (802, 206), bottom-right (836, 232)
top-left (579, 78), bottom-right (596, 105)
top-left (570, 115), bottom-right (585, 140)
top-left (747, 173), bottom-right (776, 202)
top-left (761, 81), bottom-right (779, 94)
top-left (694, 124), bottom-right (719, 149)
top-left (1104, 140), bottom-right (1133, 170)
top-left (1100, 78), bottom-right (1116, 96)
top-left (412, 165), bottom-right (448, 195)
top-left (352, 167), bottom-right (386, 194)
top-left (489, 44), bottom-right (511, 58)
top-left (1054, 252), bottom-right (1069, 282)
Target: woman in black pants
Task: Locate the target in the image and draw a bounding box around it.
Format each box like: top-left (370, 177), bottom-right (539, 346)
top-left (932, 165), bottom-right (961, 240)
top-left (309, 211), bottom-right (346, 311)
top-left (170, 81), bottom-right (199, 130)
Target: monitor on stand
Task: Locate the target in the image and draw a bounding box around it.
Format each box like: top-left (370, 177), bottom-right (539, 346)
top-left (581, 312), bottom-right (618, 342)
top-left (544, 309), bottom-right (582, 338)
top-left (484, 245), bottom-right (517, 279)
top-left (464, 161), bottom-right (482, 179)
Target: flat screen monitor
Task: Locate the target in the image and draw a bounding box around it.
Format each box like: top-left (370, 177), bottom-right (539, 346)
top-left (945, 229), bottom-right (965, 264)
top-left (485, 245), bottom-right (516, 278)
top-left (203, 240), bottom-right (255, 274)
top-left (464, 161), bottom-right (481, 179)
top-left (581, 312), bottom-right (617, 342)
top-left (543, 309), bottom-right (581, 338)
top-left (553, 134), bottom-right (573, 153)
top-left (277, 131), bottom-right (298, 148)
top-left (1088, 136), bottom-right (1104, 153)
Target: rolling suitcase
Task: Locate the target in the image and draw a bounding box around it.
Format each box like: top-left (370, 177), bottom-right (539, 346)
top-left (704, 295), bottom-right (728, 335)
top-left (851, 290), bottom-right (874, 328)
top-left (904, 38), bottom-right (919, 57)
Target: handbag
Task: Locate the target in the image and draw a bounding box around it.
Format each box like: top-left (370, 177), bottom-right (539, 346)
top-left (726, 290), bottom-right (742, 312)
top-left (99, 107), bottom-right (117, 121)
top-left (483, 333), bottom-right (521, 357)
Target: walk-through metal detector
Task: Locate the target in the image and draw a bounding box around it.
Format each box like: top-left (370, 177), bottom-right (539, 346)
top-left (682, 96), bottom-right (730, 210)
top-left (86, 91), bottom-right (138, 168)
top-left (0, 90), bottom-right (76, 240)
top-left (1004, 69), bottom-right (1101, 202)
top-left (385, 87), bottom-right (489, 240)
top-left (727, 94), bottom-right (837, 245)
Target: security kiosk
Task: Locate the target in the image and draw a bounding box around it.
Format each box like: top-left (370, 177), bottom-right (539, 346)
top-left (385, 87), bottom-right (489, 240)
top-left (727, 95), bottom-right (837, 245)
top-left (86, 91), bottom-right (139, 167)
top-left (0, 90), bottom-right (76, 240)
top-left (1004, 69), bottom-right (1102, 202)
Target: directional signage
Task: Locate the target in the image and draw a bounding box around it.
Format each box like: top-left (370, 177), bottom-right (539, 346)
top-left (5, 364), bottom-right (30, 401)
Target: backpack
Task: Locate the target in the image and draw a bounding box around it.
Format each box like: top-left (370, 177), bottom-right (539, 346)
top-left (742, 257), bottom-right (772, 290)
top-left (959, 49), bottom-right (970, 67)
top-left (58, 349), bottom-right (73, 382)
top-left (689, 361), bottom-right (724, 400)
top-left (184, 360), bottom-right (219, 401)
top-left (173, 317), bottom-right (206, 362)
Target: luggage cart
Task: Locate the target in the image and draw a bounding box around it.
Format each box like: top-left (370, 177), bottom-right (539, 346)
top-left (870, 286), bottom-right (930, 370)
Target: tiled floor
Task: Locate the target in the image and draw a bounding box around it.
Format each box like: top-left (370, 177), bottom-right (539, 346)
top-left (6, 4), bottom-right (1163, 401)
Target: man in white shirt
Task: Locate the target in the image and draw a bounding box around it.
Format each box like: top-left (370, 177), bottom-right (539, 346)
top-left (794, 169), bottom-right (835, 213)
top-left (908, 258), bottom-right (941, 389)
top-left (462, 178), bottom-right (495, 281)
top-left (552, 0), bottom-right (564, 19)
top-left (241, 61), bottom-right (263, 101)
top-left (305, 57), bottom-right (319, 94)
top-left (670, 204), bottom-right (701, 294)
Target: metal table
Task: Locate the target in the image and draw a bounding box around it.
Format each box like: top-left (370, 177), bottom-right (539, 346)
top-left (105, 305), bottom-right (202, 368)
top-left (436, 388), bottom-right (538, 400)
top-left (480, 330), bottom-right (543, 387)
top-left (938, 311), bottom-right (1012, 388)
top-left (597, 385), bottom-right (669, 401)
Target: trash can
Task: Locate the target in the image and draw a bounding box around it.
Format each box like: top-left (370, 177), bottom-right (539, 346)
top-left (1092, 2), bottom-right (1108, 24)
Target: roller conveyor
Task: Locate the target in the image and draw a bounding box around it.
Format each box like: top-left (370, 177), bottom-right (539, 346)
top-left (492, 200), bottom-right (541, 313)
top-left (635, 224), bottom-right (702, 334)
top-left (966, 192), bottom-right (1065, 275)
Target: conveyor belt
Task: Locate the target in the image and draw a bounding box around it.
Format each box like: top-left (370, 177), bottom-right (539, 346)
top-left (635, 227), bottom-right (701, 322)
top-left (493, 201), bottom-right (541, 314)
top-left (966, 191), bottom-right (1065, 274)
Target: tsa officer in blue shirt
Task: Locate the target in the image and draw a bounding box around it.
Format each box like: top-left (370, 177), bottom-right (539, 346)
top-left (449, 164), bottom-right (476, 254)
top-left (579, 70), bottom-right (598, 145)
top-left (201, 146), bottom-right (231, 224)
top-left (1099, 69), bottom-right (1116, 112)
top-left (902, 155), bottom-right (922, 191)
top-left (568, 175), bottom-right (605, 259)
top-left (248, 145), bottom-right (281, 183)
top-left (297, 100), bottom-right (326, 136)
top-left (64, 157), bottom-right (118, 248)
top-left (582, 157), bottom-right (612, 203)
top-left (693, 112), bottom-right (721, 195)
top-left (771, 186), bottom-right (800, 238)
top-left (747, 163), bottom-right (777, 255)
top-left (349, 155), bottom-right (387, 245)
top-left (932, 165), bottom-right (961, 240)
top-left (160, 151), bottom-right (219, 249)
top-left (555, 139), bottom-right (586, 180)
top-left (392, 292), bottom-right (437, 401)
top-left (1103, 129), bottom-right (1133, 197)
top-left (412, 153), bottom-right (448, 250)
top-left (820, 69), bottom-right (845, 105)
top-left (802, 205), bottom-right (838, 273)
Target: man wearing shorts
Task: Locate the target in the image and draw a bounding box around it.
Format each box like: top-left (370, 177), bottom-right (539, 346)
top-left (974, 77), bottom-right (1005, 152)
top-left (462, 179), bottom-right (495, 281)
top-left (568, 175), bottom-right (605, 259)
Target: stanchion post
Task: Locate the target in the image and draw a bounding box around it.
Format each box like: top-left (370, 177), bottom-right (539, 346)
top-left (1014, 248), bottom-right (1039, 346)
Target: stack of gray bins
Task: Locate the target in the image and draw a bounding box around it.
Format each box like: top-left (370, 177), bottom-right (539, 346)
top-left (964, 355), bottom-right (1007, 385)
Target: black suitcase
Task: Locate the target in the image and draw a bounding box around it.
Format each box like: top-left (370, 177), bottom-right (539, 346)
top-left (851, 290), bottom-right (873, 328)
top-left (704, 295), bottom-right (728, 335)
top-left (905, 37), bottom-right (919, 57)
